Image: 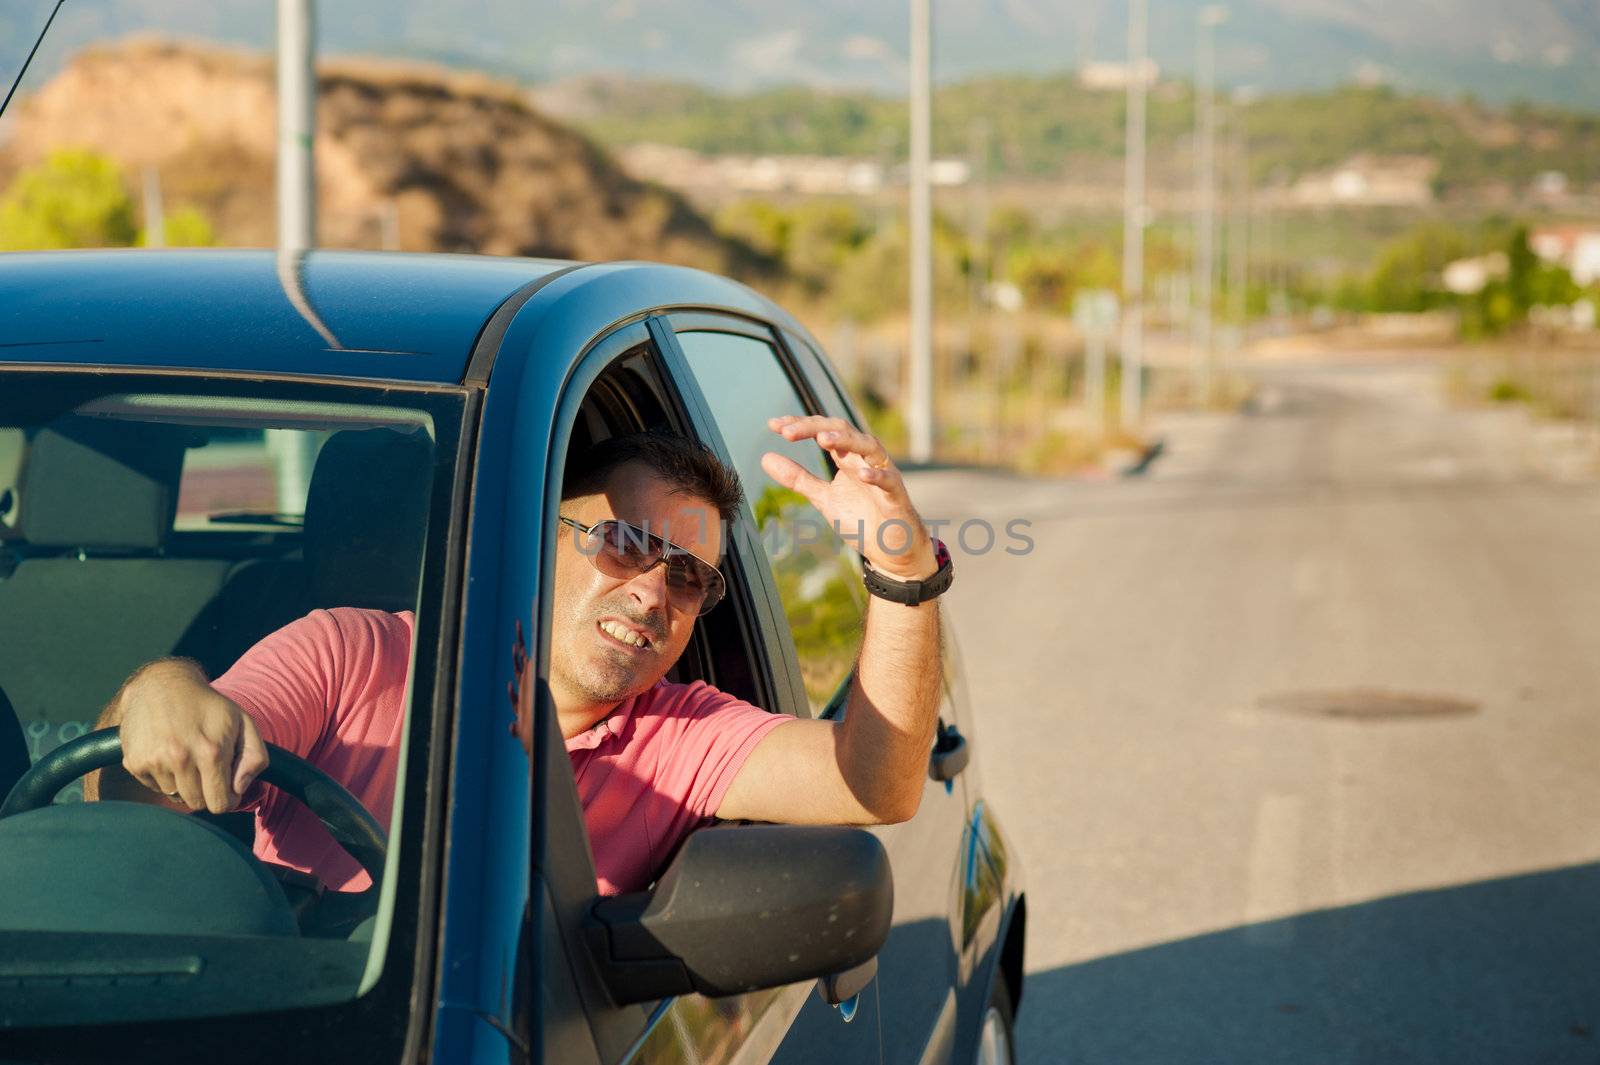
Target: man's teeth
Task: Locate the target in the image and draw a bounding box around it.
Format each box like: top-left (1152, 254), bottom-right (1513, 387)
top-left (600, 620), bottom-right (649, 648)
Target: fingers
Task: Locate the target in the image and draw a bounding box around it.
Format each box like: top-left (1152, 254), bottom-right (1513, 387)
top-left (854, 460), bottom-right (907, 497)
top-left (166, 756), bottom-right (208, 812)
top-left (771, 414), bottom-right (888, 460)
top-left (234, 714), bottom-right (270, 798)
top-left (760, 451), bottom-right (830, 503)
top-left (769, 414), bottom-right (896, 484)
top-left (130, 747), bottom-right (207, 811)
top-left (195, 730), bottom-right (237, 814)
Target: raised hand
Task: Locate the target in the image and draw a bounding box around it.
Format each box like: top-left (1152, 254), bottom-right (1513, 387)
top-left (760, 414), bottom-right (936, 581)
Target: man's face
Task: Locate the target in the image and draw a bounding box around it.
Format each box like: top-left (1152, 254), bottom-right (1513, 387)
top-left (549, 461), bottom-right (724, 714)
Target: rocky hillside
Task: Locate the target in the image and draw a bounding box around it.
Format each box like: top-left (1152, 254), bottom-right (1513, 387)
top-left (0, 38), bottom-right (770, 272)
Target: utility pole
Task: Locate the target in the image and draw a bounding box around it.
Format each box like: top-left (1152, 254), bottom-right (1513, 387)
top-left (277, 0), bottom-right (316, 250)
top-left (274, 0), bottom-right (320, 512)
top-left (1119, 0), bottom-right (1149, 430)
top-left (907, 0), bottom-right (935, 463)
top-left (1229, 91), bottom-right (1253, 346)
top-left (142, 165), bottom-right (165, 248)
top-left (1193, 5), bottom-right (1227, 405)
top-left (967, 117), bottom-right (991, 455)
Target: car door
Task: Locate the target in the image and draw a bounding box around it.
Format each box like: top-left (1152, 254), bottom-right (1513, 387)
top-left (522, 319), bottom-right (884, 1065)
top-left (784, 329), bottom-right (988, 1061)
top-left (664, 316), bottom-right (971, 1065)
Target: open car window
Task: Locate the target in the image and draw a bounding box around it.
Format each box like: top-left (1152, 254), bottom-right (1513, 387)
top-left (0, 370), bottom-right (461, 1043)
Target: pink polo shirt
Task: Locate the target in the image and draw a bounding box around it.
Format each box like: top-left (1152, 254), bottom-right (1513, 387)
top-left (214, 607), bottom-right (789, 895)
top-left (215, 607), bottom-right (412, 893)
top-left (568, 678), bottom-right (789, 895)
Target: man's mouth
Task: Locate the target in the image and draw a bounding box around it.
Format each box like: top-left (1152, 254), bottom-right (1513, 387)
top-left (597, 618), bottom-right (654, 651)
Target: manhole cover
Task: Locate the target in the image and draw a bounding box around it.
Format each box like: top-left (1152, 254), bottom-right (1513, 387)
top-left (1257, 689), bottom-right (1479, 722)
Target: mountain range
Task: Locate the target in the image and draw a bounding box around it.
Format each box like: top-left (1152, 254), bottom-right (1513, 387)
top-left (6, 0), bottom-right (1600, 108)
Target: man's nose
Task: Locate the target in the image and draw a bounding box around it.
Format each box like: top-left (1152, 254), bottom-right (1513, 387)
top-left (625, 559), bottom-right (671, 614)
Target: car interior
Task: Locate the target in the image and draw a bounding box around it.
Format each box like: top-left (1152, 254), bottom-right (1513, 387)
top-left (0, 381), bottom-right (445, 1027)
top-left (0, 417), bottom-right (433, 804)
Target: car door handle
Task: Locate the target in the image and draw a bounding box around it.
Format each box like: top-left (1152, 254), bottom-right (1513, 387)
top-left (929, 725), bottom-right (969, 782)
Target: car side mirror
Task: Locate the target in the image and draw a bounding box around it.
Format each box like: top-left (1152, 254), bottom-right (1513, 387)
top-left (585, 823), bottom-right (893, 1005)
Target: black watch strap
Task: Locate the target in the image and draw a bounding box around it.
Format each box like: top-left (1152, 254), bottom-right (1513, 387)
top-left (863, 539), bottom-right (954, 605)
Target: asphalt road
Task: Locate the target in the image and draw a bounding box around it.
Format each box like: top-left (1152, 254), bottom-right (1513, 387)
top-left (906, 355), bottom-right (1600, 1065)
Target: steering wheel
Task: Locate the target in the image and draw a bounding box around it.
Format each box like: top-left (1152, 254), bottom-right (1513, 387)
top-left (0, 727), bottom-right (388, 893)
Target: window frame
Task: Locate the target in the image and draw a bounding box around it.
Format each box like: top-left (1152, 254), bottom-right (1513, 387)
top-left (659, 313), bottom-right (863, 721)
top-left (0, 367), bottom-right (470, 1065)
top-left (535, 317), bottom-right (808, 1060)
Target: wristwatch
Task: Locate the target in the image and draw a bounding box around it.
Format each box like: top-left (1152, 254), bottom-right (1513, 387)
top-left (863, 538), bottom-right (953, 606)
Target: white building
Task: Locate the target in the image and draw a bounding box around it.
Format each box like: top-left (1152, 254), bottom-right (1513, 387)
top-left (1441, 252), bottom-right (1507, 295)
top-left (1530, 225), bottom-right (1600, 285)
top-left (1291, 154), bottom-right (1436, 208)
top-left (1077, 59), bottom-right (1160, 91)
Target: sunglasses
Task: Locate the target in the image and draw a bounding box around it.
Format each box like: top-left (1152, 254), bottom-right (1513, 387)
top-left (558, 517), bottom-right (726, 616)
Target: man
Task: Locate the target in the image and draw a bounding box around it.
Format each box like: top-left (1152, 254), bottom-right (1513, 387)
top-left (87, 415), bottom-right (949, 895)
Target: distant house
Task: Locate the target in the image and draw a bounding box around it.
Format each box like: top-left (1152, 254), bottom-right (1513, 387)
top-left (1441, 252), bottom-right (1507, 295)
top-left (1077, 60), bottom-right (1160, 91)
top-left (1291, 154), bottom-right (1437, 207)
top-left (618, 144), bottom-right (971, 197)
top-left (1532, 170), bottom-right (1569, 201)
top-left (1529, 225), bottom-right (1600, 285)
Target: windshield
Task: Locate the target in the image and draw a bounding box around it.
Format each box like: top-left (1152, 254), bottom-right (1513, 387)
top-left (0, 370), bottom-right (461, 1032)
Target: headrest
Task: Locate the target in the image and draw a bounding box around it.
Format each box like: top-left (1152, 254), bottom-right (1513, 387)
top-left (19, 422), bottom-right (185, 551)
top-left (303, 429), bottom-right (433, 612)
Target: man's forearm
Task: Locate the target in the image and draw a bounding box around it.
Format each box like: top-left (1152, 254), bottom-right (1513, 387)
top-left (837, 595), bottom-right (943, 822)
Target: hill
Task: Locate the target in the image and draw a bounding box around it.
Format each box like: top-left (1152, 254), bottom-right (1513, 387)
top-left (0, 38), bottom-right (772, 273)
top-left (537, 73), bottom-right (1600, 196)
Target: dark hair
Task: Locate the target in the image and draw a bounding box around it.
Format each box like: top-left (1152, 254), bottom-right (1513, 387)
top-left (561, 431), bottom-right (745, 529)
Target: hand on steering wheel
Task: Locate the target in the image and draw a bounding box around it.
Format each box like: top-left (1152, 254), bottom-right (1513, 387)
top-left (0, 727), bottom-right (388, 890)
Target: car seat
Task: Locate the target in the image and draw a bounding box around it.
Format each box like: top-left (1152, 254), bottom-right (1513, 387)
top-left (0, 421), bottom-right (244, 798)
top-left (301, 428), bottom-right (433, 613)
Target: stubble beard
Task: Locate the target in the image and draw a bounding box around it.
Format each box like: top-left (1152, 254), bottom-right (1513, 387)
top-left (554, 603), bottom-right (668, 707)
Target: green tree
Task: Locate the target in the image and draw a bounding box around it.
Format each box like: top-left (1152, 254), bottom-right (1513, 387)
top-left (0, 149), bottom-right (138, 251)
top-left (1505, 224), bottom-right (1538, 315)
top-left (151, 205), bottom-right (216, 248)
top-left (1364, 223), bottom-right (1463, 312)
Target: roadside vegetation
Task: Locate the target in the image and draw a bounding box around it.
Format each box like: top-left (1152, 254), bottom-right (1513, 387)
top-left (563, 77), bottom-right (1600, 195)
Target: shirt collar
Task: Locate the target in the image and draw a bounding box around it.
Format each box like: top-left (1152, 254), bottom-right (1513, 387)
top-left (563, 686), bottom-right (650, 752)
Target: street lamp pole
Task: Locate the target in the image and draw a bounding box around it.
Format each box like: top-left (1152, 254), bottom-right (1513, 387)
top-left (1229, 91), bottom-right (1253, 345)
top-left (1193, 5), bottom-right (1227, 405)
top-left (908, 0), bottom-right (935, 462)
top-left (1119, 0), bottom-right (1149, 430)
top-left (277, 0), bottom-right (316, 251)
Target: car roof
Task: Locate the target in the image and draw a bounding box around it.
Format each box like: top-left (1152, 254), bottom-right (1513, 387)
top-left (0, 248), bottom-right (813, 389)
top-left (0, 249), bottom-right (579, 385)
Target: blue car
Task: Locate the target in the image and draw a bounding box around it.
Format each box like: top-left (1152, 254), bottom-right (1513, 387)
top-left (0, 250), bottom-right (1025, 1065)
